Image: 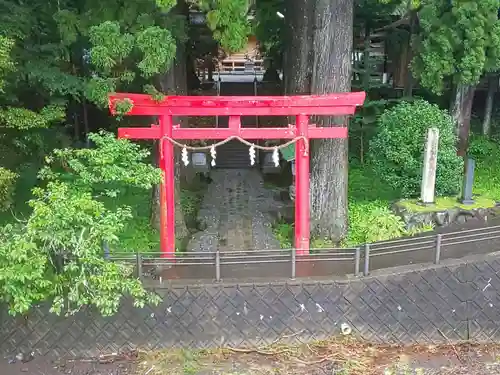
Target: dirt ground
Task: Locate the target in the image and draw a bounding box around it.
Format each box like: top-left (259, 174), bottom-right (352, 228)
top-left (4, 341), bottom-right (500, 375)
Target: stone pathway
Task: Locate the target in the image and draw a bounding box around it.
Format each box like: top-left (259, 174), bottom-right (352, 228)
top-left (187, 169), bottom-right (282, 253)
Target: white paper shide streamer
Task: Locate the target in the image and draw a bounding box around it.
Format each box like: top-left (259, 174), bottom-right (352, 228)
top-left (181, 146), bottom-right (189, 166)
top-left (272, 147), bottom-right (280, 167)
top-left (210, 144), bottom-right (217, 166)
top-left (249, 145), bottom-right (256, 165)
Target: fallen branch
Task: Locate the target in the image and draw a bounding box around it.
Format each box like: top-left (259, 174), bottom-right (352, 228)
top-left (437, 329), bottom-right (463, 364)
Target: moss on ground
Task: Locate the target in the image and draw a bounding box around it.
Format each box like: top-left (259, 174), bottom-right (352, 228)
top-left (398, 196), bottom-right (497, 213)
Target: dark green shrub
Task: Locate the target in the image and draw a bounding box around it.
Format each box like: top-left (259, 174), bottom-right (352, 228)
top-left (468, 135), bottom-right (500, 161)
top-left (369, 100), bottom-right (462, 197)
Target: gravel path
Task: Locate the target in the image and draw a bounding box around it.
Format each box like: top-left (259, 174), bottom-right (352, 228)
top-left (187, 169), bottom-right (282, 253)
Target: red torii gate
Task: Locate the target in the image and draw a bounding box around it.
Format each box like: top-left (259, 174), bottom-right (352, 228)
top-left (108, 92), bottom-right (366, 258)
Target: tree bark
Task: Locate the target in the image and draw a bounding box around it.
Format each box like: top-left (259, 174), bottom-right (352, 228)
top-left (450, 83), bottom-right (476, 156)
top-left (309, 0), bottom-right (353, 242)
top-left (482, 75), bottom-right (497, 136)
top-left (186, 52), bottom-right (201, 90)
top-left (403, 11), bottom-right (417, 98)
top-left (153, 4), bottom-right (190, 241)
top-left (283, 0), bottom-right (314, 95)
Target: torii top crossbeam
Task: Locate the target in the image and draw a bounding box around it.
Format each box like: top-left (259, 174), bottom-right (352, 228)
top-left (108, 92), bottom-right (366, 258)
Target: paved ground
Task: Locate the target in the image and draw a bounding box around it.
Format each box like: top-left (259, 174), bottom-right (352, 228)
top-left (187, 169), bottom-right (282, 253)
top-left (186, 75), bottom-right (284, 254)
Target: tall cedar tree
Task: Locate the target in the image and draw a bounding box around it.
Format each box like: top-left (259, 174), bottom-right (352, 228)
top-left (284, 0), bottom-right (354, 243)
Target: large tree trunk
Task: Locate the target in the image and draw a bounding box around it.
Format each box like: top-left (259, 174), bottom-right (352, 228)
top-left (403, 11), bottom-right (417, 98)
top-left (451, 83), bottom-right (476, 156)
top-left (310, 0), bottom-right (353, 242)
top-left (153, 2), bottom-right (190, 241)
top-left (186, 52), bottom-right (201, 90)
top-left (482, 75), bottom-right (497, 136)
top-left (284, 0), bottom-right (314, 95)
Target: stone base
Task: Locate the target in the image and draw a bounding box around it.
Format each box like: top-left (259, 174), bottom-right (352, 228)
top-left (392, 201), bottom-right (500, 230)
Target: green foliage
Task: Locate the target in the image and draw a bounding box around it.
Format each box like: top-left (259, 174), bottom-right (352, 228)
top-left (136, 26), bottom-right (177, 77)
top-left (84, 0), bottom-right (250, 106)
top-left (274, 163), bottom-right (434, 249)
top-left (349, 98), bottom-right (404, 162)
top-left (413, 0), bottom-right (500, 93)
top-left (40, 131), bottom-right (161, 197)
top-left (144, 84), bottom-right (166, 101)
top-left (114, 98), bottom-right (135, 116)
top-left (0, 167), bottom-right (17, 212)
top-left (469, 135), bottom-right (500, 201)
top-left (204, 0), bottom-right (251, 53)
top-left (255, 0), bottom-right (285, 67)
top-left (273, 220), bottom-right (293, 249)
top-left (348, 201), bottom-right (406, 245)
top-left (369, 100), bottom-right (463, 197)
top-left (24, 62), bottom-right (84, 99)
top-left (119, 203), bottom-right (160, 253)
top-left (89, 21), bottom-right (135, 74)
top-left (0, 105), bottom-right (65, 130)
top-left (0, 36), bottom-right (14, 92)
top-left (0, 132), bottom-right (162, 316)
top-left (468, 135), bottom-right (500, 160)
top-left (180, 189), bottom-right (203, 221)
top-left (0, 182), bottom-right (160, 316)
top-left (155, 0), bottom-right (177, 12)
top-left (346, 164), bottom-right (433, 246)
top-left (84, 77), bottom-right (117, 108)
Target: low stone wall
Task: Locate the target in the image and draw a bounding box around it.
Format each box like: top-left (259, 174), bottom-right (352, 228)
top-left (2, 252), bottom-right (500, 359)
top-left (393, 202), bottom-right (500, 229)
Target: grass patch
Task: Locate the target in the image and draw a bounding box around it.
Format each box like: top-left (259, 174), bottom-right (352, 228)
top-left (398, 196), bottom-right (497, 213)
top-left (118, 175), bottom-right (208, 253)
top-left (470, 136), bottom-right (500, 201)
top-left (134, 338), bottom-right (499, 375)
top-left (136, 337), bottom-right (371, 375)
top-left (273, 220), bottom-right (293, 249)
top-left (180, 179), bottom-right (206, 231)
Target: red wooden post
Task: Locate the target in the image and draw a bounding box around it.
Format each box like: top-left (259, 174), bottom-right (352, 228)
top-left (295, 115), bottom-right (310, 255)
top-left (159, 115), bottom-right (176, 258)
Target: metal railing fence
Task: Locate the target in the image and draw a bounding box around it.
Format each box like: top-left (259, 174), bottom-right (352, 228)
top-left (108, 224), bottom-right (500, 282)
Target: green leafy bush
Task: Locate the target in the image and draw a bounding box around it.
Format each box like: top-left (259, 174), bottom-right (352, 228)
top-left (347, 199), bottom-right (434, 246)
top-left (369, 100), bottom-right (462, 197)
top-left (0, 167), bottom-right (17, 211)
top-left (347, 200), bottom-right (399, 244)
top-left (0, 132), bottom-right (162, 316)
top-left (468, 135), bottom-right (500, 201)
top-left (345, 164), bottom-right (434, 246)
top-left (273, 221), bottom-right (293, 249)
top-left (468, 135), bottom-right (500, 160)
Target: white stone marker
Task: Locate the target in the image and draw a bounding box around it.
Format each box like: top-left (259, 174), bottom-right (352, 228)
top-left (420, 127), bottom-right (440, 204)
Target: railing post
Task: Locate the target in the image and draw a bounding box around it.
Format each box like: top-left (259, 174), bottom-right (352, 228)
top-left (363, 244), bottom-right (370, 276)
top-left (291, 248), bottom-right (296, 279)
top-left (136, 252), bottom-right (142, 280)
top-left (354, 247), bottom-right (361, 276)
top-left (434, 234), bottom-right (442, 264)
top-left (103, 241), bottom-right (110, 260)
top-left (215, 249), bottom-right (221, 282)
